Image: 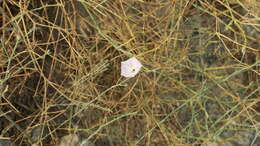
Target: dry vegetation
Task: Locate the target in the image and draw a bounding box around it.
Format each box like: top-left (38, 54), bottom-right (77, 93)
top-left (0, 0), bottom-right (259, 146)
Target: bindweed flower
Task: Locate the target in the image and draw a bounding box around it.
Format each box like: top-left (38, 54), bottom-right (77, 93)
top-left (121, 57), bottom-right (142, 78)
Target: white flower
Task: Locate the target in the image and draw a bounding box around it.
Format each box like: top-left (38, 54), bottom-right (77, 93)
top-left (121, 57), bottom-right (142, 78)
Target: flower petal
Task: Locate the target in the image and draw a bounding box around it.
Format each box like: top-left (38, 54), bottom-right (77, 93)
top-left (121, 57), bottom-right (142, 78)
